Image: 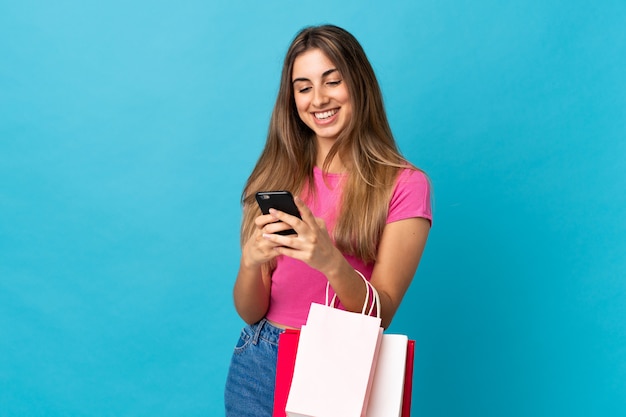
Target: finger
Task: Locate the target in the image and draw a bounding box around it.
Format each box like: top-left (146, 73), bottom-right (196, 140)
top-left (263, 219), bottom-right (296, 236)
top-left (268, 196), bottom-right (314, 231)
top-left (255, 213), bottom-right (281, 229)
top-left (265, 237), bottom-right (310, 262)
top-left (293, 196), bottom-right (317, 226)
top-left (268, 208), bottom-right (304, 232)
top-left (262, 231), bottom-right (300, 250)
top-left (243, 235), bottom-right (280, 265)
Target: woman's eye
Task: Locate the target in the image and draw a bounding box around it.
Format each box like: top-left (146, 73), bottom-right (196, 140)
top-left (298, 86), bottom-right (311, 93)
top-left (327, 80), bottom-right (342, 86)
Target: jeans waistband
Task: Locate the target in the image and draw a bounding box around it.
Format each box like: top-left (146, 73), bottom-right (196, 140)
top-left (251, 318), bottom-right (284, 345)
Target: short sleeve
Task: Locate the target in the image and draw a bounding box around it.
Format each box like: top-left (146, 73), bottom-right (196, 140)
top-left (387, 169), bottom-right (432, 225)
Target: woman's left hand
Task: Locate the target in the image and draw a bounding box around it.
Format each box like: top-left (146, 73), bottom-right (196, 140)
top-left (261, 196), bottom-right (342, 273)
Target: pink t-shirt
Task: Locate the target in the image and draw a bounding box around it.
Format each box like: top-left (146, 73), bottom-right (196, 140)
top-left (265, 166), bottom-right (432, 328)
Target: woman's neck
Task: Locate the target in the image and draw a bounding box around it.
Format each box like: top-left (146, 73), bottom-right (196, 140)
top-left (316, 138), bottom-right (347, 174)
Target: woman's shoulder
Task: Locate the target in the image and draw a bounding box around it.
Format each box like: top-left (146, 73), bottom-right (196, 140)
top-left (395, 166), bottom-right (430, 187)
top-left (387, 166), bottom-right (432, 223)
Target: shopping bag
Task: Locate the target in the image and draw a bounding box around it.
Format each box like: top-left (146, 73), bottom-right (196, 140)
top-left (276, 331), bottom-right (416, 417)
top-left (273, 329), bottom-right (300, 417)
top-left (366, 334), bottom-right (408, 417)
top-left (285, 272), bottom-right (382, 417)
top-left (402, 340), bottom-right (415, 417)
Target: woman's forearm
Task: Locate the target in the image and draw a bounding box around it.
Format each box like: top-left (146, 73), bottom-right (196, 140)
top-left (233, 260), bottom-right (271, 324)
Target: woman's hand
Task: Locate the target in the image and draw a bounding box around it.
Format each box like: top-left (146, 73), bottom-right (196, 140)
top-left (240, 212), bottom-right (292, 268)
top-left (260, 197), bottom-right (343, 274)
top-left (234, 197), bottom-right (343, 325)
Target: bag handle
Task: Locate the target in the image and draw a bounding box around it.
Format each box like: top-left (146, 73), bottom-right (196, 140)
top-left (324, 269), bottom-right (381, 318)
top-left (325, 272), bottom-right (369, 314)
top-left (367, 278), bottom-right (381, 318)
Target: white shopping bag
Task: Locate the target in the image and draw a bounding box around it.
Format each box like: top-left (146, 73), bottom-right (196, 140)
top-left (286, 272), bottom-right (382, 417)
top-left (366, 334), bottom-right (409, 417)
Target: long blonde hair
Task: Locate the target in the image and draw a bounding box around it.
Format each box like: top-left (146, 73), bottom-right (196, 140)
top-left (241, 24), bottom-right (412, 263)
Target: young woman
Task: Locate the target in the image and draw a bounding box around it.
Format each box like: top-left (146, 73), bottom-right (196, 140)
top-left (224, 24), bottom-right (432, 416)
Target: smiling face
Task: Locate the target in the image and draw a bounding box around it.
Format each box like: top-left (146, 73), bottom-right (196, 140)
top-left (291, 48), bottom-right (352, 144)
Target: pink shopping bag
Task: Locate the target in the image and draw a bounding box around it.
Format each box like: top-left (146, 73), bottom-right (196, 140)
top-left (273, 329), bottom-right (300, 417)
top-left (402, 340), bottom-right (415, 417)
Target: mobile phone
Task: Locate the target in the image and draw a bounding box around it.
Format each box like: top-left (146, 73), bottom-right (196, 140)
top-left (255, 191), bottom-right (301, 235)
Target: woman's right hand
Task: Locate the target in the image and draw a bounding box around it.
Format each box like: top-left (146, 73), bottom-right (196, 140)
top-left (241, 212), bottom-right (294, 268)
top-left (234, 211), bottom-right (295, 324)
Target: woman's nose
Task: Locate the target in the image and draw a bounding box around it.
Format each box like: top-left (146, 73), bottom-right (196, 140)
top-left (312, 88), bottom-right (329, 107)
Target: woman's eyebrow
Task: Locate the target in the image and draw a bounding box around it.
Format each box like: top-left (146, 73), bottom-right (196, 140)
top-left (292, 68), bottom-right (339, 84)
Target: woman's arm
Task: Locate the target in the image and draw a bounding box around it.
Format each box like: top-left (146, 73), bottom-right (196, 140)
top-left (265, 198), bottom-right (430, 328)
top-left (367, 217), bottom-right (430, 328)
top-left (233, 212), bottom-right (293, 324)
top-left (233, 257), bottom-right (272, 325)
top-left (322, 217), bottom-right (429, 328)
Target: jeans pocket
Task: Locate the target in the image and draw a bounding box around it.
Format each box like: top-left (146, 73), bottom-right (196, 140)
top-left (233, 326), bottom-right (252, 354)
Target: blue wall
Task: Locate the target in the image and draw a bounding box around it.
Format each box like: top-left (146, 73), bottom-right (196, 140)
top-left (1, 1), bottom-right (624, 416)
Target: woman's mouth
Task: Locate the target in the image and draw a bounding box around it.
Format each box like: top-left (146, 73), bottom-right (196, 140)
top-left (314, 109), bottom-right (338, 120)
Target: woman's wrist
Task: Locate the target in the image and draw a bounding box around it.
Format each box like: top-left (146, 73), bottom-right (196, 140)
top-left (320, 249), bottom-right (353, 282)
top-left (240, 238), bottom-right (264, 270)
top-left (240, 253), bottom-right (261, 271)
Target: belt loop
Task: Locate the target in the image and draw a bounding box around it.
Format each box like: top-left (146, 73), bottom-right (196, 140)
top-left (252, 318), bottom-right (266, 345)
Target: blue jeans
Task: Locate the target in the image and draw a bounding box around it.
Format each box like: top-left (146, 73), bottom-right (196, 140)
top-left (224, 319), bottom-right (283, 417)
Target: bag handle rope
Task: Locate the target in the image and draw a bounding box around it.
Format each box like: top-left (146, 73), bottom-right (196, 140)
top-left (325, 269), bottom-right (381, 318)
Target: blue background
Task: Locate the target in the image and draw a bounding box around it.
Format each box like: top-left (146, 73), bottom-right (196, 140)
top-left (1, 1), bottom-right (625, 416)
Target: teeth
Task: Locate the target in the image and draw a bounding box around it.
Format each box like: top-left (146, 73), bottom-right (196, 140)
top-left (314, 109), bottom-right (338, 120)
